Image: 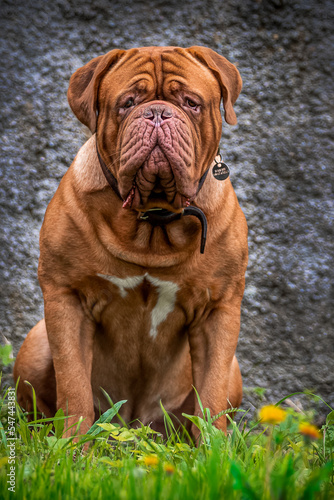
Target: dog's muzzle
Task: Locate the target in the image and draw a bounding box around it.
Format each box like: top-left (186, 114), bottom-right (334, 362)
top-left (117, 101), bottom-right (197, 211)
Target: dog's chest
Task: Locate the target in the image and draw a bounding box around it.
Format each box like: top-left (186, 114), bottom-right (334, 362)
top-left (94, 272), bottom-right (181, 339)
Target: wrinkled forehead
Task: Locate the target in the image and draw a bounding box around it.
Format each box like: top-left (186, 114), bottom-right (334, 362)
top-left (101, 47), bottom-right (220, 97)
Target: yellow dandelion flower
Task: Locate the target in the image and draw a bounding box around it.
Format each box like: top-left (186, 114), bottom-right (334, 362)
top-left (299, 422), bottom-right (321, 440)
top-left (259, 405), bottom-right (287, 425)
top-left (144, 455), bottom-right (159, 467)
top-left (163, 463), bottom-right (175, 475)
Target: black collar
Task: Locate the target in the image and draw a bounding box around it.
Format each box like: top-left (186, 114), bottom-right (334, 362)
top-left (96, 136), bottom-right (122, 199)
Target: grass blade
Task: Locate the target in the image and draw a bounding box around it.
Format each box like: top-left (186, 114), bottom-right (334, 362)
top-left (86, 400), bottom-right (127, 436)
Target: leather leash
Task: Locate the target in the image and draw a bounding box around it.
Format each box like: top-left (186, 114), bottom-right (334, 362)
top-left (138, 206), bottom-right (207, 254)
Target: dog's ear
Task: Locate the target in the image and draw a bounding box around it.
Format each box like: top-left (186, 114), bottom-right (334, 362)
top-left (67, 49), bottom-right (126, 133)
top-left (187, 46), bottom-right (242, 125)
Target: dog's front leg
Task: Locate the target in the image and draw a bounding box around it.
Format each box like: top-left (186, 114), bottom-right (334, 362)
top-left (188, 303), bottom-right (242, 437)
top-left (43, 289), bottom-right (95, 435)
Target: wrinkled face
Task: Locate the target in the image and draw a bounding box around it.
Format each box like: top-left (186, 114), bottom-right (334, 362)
top-left (97, 47), bottom-right (222, 211)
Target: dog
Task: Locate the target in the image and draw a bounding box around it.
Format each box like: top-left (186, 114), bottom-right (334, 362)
top-left (14, 46), bottom-right (248, 439)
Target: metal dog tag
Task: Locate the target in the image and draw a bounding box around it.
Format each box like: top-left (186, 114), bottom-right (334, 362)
top-left (212, 154), bottom-right (230, 181)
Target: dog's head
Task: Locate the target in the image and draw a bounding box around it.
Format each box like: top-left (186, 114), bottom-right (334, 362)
top-left (68, 46), bottom-right (242, 212)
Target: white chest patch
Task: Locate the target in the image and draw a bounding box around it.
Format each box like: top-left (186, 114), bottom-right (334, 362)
top-left (97, 272), bottom-right (179, 339)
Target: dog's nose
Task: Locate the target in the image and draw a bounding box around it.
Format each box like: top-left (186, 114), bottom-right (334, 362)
top-left (143, 105), bottom-right (173, 125)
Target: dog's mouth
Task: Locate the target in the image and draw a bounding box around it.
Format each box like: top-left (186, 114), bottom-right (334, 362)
top-left (122, 185), bottom-right (191, 213)
top-left (123, 190), bottom-right (193, 215)
top-left (117, 104), bottom-right (198, 212)
top-left (121, 146), bottom-right (194, 212)
top-left (146, 189), bottom-right (174, 209)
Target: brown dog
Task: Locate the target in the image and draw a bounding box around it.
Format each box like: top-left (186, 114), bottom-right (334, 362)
top-left (14, 46), bottom-right (247, 438)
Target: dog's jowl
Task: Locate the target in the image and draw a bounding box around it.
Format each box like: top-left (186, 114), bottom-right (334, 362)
top-left (14, 46), bottom-right (248, 439)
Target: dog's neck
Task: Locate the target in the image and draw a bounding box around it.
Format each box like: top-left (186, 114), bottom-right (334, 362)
top-left (70, 135), bottom-right (233, 267)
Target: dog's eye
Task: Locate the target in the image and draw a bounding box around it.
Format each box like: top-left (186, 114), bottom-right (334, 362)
top-left (186, 98), bottom-right (198, 109)
top-left (124, 98), bottom-right (135, 108)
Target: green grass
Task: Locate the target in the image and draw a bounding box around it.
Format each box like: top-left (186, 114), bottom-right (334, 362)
top-left (0, 379), bottom-right (333, 500)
